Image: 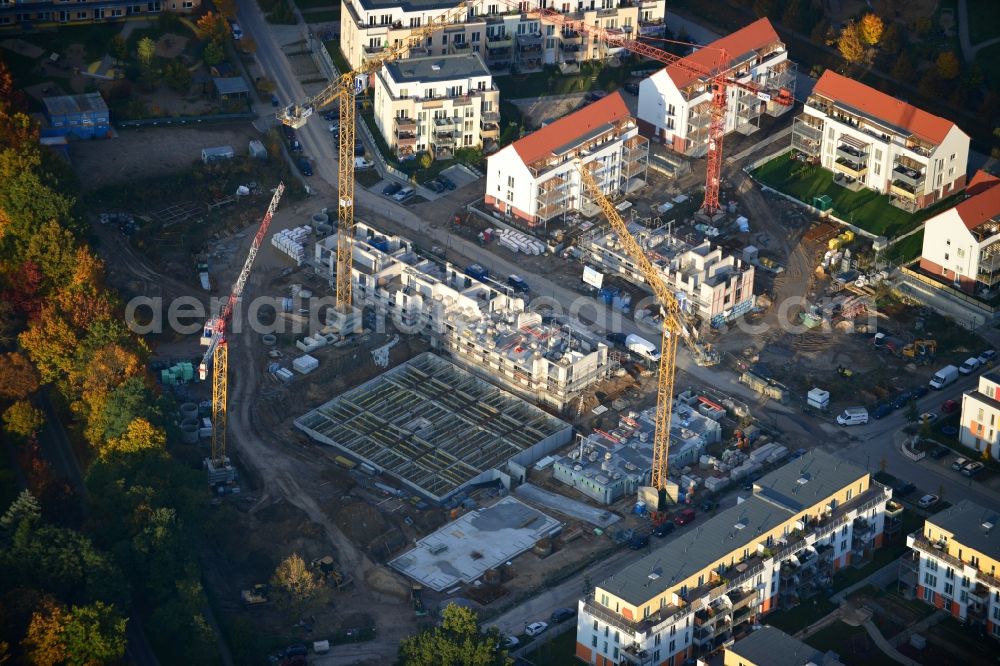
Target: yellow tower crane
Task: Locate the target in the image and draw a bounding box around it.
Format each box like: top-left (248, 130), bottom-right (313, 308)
top-left (279, 1), bottom-right (471, 320)
top-left (578, 163), bottom-right (714, 518)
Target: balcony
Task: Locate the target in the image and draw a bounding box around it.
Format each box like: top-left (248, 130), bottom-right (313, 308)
top-left (834, 157), bottom-right (868, 179)
top-left (481, 110), bottom-right (500, 123)
top-left (480, 121), bottom-right (499, 139)
top-left (395, 131), bottom-right (417, 147)
top-left (487, 32), bottom-right (512, 47)
top-left (433, 131), bottom-right (457, 146)
top-left (890, 180), bottom-right (918, 199)
top-left (892, 163), bottom-right (925, 188)
top-left (836, 144), bottom-right (868, 162)
top-left (394, 116), bottom-right (416, 129)
top-left (560, 30), bottom-right (583, 44)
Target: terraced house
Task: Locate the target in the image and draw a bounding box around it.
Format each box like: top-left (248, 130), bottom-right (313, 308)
top-left (574, 449), bottom-right (897, 666)
top-left (0, 0), bottom-right (199, 27)
top-left (901, 499), bottom-right (1000, 639)
top-left (636, 18), bottom-right (796, 155)
top-left (792, 70), bottom-right (970, 212)
top-left (339, 0), bottom-right (666, 74)
top-left (372, 53), bottom-right (499, 159)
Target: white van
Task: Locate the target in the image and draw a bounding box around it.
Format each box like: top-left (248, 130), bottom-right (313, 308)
top-left (929, 364), bottom-right (959, 389)
top-left (626, 333), bottom-right (661, 361)
top-left (836, 406), bottom-right (869, 426)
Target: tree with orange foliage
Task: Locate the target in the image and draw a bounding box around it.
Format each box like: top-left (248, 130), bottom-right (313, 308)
top-left (0, 351), bottom-right (40, 401)
top-left (858, 13), bottom-right (884, 46)
top-left (24, 599), bottom-right (67, 666)
top-left (196, 11), bottom-right (229, 43)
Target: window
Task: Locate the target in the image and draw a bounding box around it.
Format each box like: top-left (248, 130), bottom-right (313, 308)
top-left (409, 17), bottom-right (420, 27)
top-left (847, 489), bottom-right (853, 500)
top-left (593, 620), bottom-right (598, 631)
top-left (924, 586), bottom-right (934, 601)
top-left (591, 635), bottom-right (598, 648)
top-left (654, 633), bottom-right (661, 646)
top-left (944, 253), bottom-right (949, 261)
top-left (924, 573), bottom-right (937, 587)
top-left (667, 104), bottom-right (675, 116)
top-left (927, 558), bottom-right (939, 572)
top-left (950, 153), bottom-right (956, 161)
top-left (874, 163), bottom-right (880, 176)
top-left (945, 567), bottom-right (954, 580)
top-left (614, 631), bottom-right (620, 643)
top-left (958, 248), bottom-right (965, 257)
top-left (508, 175), bottom-right (515, 187)
top-left (944, 582), bottom-right (954, 597)
top-left (668, 639), bottom-right (675, 652)
top-left (874, 148), bottom-right (882, 161)
top-left (471, 31), bottom-right (480, 42)
top-left (666, 118), bottom-right (675, 131)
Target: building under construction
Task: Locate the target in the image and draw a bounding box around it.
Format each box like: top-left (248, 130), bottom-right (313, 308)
top-left (313, 222), bottom-right (611, 411)
top-left (294, 352), bottom-right (573, 502)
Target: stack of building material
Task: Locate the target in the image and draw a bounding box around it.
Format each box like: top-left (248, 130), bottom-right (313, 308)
top-left (160, 362), bottom-right (195, 385)
top-left (495, 228), bottom-right (546, 255)
top-left (271, 226), bottom-right (311, 265)
top-left (704, 475), bottom-right (728, 493)
top-left (292, 355), bottom-right (319, 374)
top-left (296, 335), bottom-right (327, 353)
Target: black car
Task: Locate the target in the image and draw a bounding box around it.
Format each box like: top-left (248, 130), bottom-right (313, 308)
top-left (382, 182), bottom-right (403, 196)
top-left (873, 403), bottom-right (893, 419)
top-left (929, 446), bottom-right (949, 460)
top-left (628, 534), bottom-right (649, 550)
top-left (895, 482), bottom-right (916, 497)
top-left (606, 332), bottom-right (628, 346)
top-left (438, 174), bottom-right (456, 190)
top-left (425, 179), bottom-right (445, 193)
top-left (652, 522), bottom-right (675, 538)
top-left (289, 139), bottom-right (303, 153)
top-left (550, 607), bottom-right (576, 623)
top-left (297, 158), bottom-right (312, 176)
top-left (699, 500), bottom-right (718, 513)
top-left (890, 393), bottom-right (911, 410)
top-left (910, 385), bottom-right (930, 400)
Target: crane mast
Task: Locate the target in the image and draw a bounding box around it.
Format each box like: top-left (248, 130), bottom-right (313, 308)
top-left (199, 183), bottom-right (285, 472)
top-left (279, 1), bottom-right (471, 316)
top-left (578, 164), bottom-right (681, 515)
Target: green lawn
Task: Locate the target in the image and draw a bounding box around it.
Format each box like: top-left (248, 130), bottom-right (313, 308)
top-left (324, 40), bottom-right (351, 75)
top-left (968, 0), bottom-right (1000, 45)
top-left (886, 230), bottom-right (923, 264)
top-left (806, 621), bottom-right (898, 666)
top-left (765, 597), bottom-right (838, 635)
top-left (830, 512), bottom-right (921, 590)
top-left (753, 153), bottom-right (956, 239)
top-left (304, 9), bottom-right (341, 22)
top-left (522, 629), bottom-right (577, 666)
top-left (494, 61), bottom-right (639, 99)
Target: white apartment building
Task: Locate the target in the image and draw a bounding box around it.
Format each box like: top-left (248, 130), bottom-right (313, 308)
top-left (902, 499), bottom-right (1000, 639)
top-left (373, 53), bottom-right (500, 159)
top-left (959, 371), bottom-right (1000, 461)
top-left (636, 18), bottom-right (796, 155)
top-left (575, 449), bottom-right (895, 666)
top-left (582, 224), bottom-right (755, 326)
top-left (484, 92), bottom-right (648, 228)
top-left (919, 170), bottom-right (1000, 294)
top-left (341, 0), bottom-right (667, 74)
top-left (313, 223), bottom-right (610, 410)
top-left (792, 70), bottom-right (970, 212)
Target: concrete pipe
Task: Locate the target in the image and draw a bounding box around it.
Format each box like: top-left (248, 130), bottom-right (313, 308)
top-left (262, 334), bottom-right (277, 346)
top-left (317, 224), bottom-right (333, 236)
top-left (180, 402), bottom-right (198, 419)
top-left (312, 213), bottom-right (329, 225)
top-left (180, 423), bottom-right (199, 444)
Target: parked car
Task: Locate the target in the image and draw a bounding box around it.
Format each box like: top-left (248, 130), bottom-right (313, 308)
top-left (653, 521), bottom-right (675, 538)
top-left (942, 399), bottom-right (960, 414)
top-left (438, 174), bottom-right (456, 190)
top-left (271, 94), bottom-right (280, 107)
top-left (890, 393), bottom-right (911, 410)
top-left (919, 412), bottom-right (938, 424)
top-left (978, 350), bottom-right (997, 367)
top-left (296, 158), bottom-right (312, 176)
top-left (895, 482), bottom-right (916, 497)
top-left (624, 82), bottom-right (640, 95)
top-left (525, 622), bottom-right (548, 637)
top-left (503, 636), bottom-right (519, 649)
top-left (393, 186), bottom-right (415, 202)
top-left (952, 457), bottom-right (969, 471)
top-left (382, 182), bottom-right (402, 196)
top-left (917, 494), bottom-right (939, 509)
top-left (699, 500), bottom-right (718, 513)
top-left (929, 446), bottom-right (949, 460)
top-left (872, 403), bottom-right (893, 419)
top-left (606, 332), bottom-right (628, 346)
top-left (328, 122), bottom-right (339, 133)
top-left (289, 139), bottom-right (303, 153)
top-left (425, 179), bottom-right (445, 193)
top-left (550, 607), bottom-right (576, 623)
top-left (355, 142), bottom-right (365, 157)
top-left (962, 461), bottom-right (985, 477)
top-left (629, 534), bottom-right (650, 550)
top-left (960, 357), bottom-right (982, 375)
top-left (354, 157), bottom-right (374, 169)
top-left (673, 508), bottom-right (696, 526)
top-left (910, 385), bottom-right (930, 400)
top-left (507, 274), bottom-right (530, 294)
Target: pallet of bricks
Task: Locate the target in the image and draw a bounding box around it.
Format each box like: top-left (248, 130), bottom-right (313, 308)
top-left (272, 225), bottom-right (311, 265)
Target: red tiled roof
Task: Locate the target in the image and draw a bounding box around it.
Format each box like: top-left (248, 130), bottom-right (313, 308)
top-left (813, 70), bottom-right (957, 145)
top-left (665, 18), bottom-right (780, 89)
top-left (957, 170), bottom-right (1000, 230)
top-left (511, 92), bottom-right (630, 165)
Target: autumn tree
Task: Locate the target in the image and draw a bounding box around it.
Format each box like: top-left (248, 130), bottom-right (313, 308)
top-left (238, 35), bottom-right (257, 55)
top-left (203, 41), bottom-right (225, 67)
top-left (109, 35), bottom-right (128, 63)
top-left (196, 11), bottom-right (229, 42)
top-left (0, 352), bottom-right (40, 401)
top-left (137, 37), bottom-right (156, 67)
top-left (419, 152), bottom-right (433, 169)
top-left (101, 417), bottom-right (166, 458)
top-left (837, 22), bottom-right (867, 64)
top-left (858, 13), bottom-right (884, 46)
top-left (398, 604), bottom-right (510, 666)
top-left (24, 598), bottom-right (67, 666)
top-left (215, 0), bottom-right (237, 19)
top-left (935, 51), bottom-right (960, 80)
top-left (3, 400), bottom-right (45, 438)
top-left (270, 554), bottom-right (320, 614)
top-left (25, 600), bottom-right (126, 666)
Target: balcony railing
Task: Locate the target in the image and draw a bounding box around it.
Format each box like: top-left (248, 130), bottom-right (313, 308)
top-left (890, 182), bottom-right (918, 199)
top-left (892, 164), bottom-right (925, 188)
top-left (834, 158), bottom-right (867, 178)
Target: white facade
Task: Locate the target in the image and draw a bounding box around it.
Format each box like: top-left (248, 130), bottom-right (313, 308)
top-left (792, 71), bottom-right (970, 212)
top-left (373, 53), bottom-right (500, 158)
top-left (582, 228), bottom-right (755, 325)
top-left (959, 372), bottom-right (1000, 461)
top-left (918, 171), bottom-right (1000, 293)
top-left (637, 18), bottom-right (795, 155)
top-left (341, 0), bottom-right (666, 73)
top-left (313, 223), bottom-right (610, 410)
top-left (484, 92), bottom-right (648, 228)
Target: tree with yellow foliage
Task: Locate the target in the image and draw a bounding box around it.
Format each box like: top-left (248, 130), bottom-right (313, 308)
top-left (858, 13), bottom-right (884, 46)
top-left (837, 22), bottom-right (867, 64)
top-left (101, 417), bottom-right (166, 458)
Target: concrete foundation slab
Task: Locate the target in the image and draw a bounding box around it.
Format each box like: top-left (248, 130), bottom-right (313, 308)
top-left (389, 496), bottom-right (562, 591)
top-left (514, 483), bottom-right (621, 528)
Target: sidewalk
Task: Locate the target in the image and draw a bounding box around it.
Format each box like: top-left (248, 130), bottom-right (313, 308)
top-left (861, 619), bottom-right (921, 666)
top-left (831, 558), bottom-right (903, 605)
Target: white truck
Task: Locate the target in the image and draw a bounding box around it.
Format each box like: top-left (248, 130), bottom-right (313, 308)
top-left (929, 364), bottom-right (959, 390)
top-left (626, 334), bottom-right (661, 361)
top-left (836, 406), bottom-right (869, 426)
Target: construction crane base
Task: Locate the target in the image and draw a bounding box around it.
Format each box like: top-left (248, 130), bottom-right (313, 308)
top-left (639, 483), bottom-right (678, 512)
top-left (205, 456), bottom-right (236, 486)
top-left (325, 306), bottom-right (362, 335)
